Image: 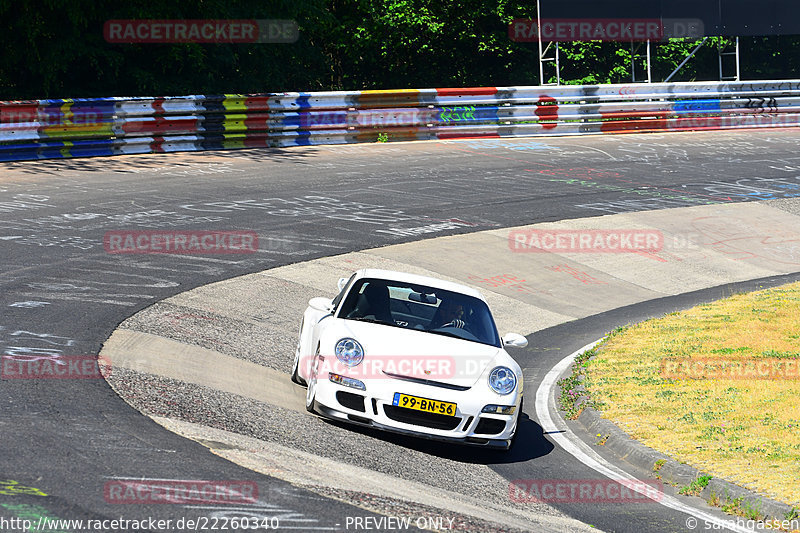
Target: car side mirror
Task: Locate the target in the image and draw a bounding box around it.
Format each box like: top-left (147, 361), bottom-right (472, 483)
top-left (502, 333), bottom-right (528, 348)
top-left (337, 277), bottom-right (348, 292)
top-left (309, 297), bottom-right (334, 313)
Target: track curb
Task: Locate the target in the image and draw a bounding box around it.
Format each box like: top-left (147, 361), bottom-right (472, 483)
top-left (100, 198), bottom-right (800, 530)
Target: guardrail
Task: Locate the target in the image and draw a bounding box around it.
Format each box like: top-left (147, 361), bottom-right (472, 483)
top-left (2, 80), bottom-right (800, 162)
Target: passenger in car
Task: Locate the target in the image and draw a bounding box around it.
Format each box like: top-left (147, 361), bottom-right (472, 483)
top-left (348, 282), bottom-right (394, 323)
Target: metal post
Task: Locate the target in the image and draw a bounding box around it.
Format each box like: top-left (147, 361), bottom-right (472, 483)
top-left (718, 36), bottom-right (741, 81)
top-left (630, 41), bottom-right (651, 83)
top-left (665, 37), bottom-right (708, 82)
top-left (537, 0), bottom-right (544, 85)
top-left (554, 42), bottom-right (561, 85)
top-left (536, 0), bottom-right (560, 86)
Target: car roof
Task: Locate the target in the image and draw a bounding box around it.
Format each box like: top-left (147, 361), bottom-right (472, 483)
top-left (351, 268), bottom-right (485, 301)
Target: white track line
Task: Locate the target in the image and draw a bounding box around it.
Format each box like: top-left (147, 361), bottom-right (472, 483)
top-left (535, 340), bottom-right (752, 533)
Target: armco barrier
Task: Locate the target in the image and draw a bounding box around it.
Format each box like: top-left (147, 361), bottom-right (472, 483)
top-left (1, 80), bottom-right (800, 161)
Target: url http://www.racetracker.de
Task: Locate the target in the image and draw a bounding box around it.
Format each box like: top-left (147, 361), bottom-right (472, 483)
top-left (0, 515), bottom-right (282, 532)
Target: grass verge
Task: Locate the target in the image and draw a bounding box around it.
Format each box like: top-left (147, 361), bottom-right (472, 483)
top-left (574, 282), bottom-right (800, 507)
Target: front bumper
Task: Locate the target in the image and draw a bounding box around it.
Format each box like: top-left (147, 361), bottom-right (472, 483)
top-left (311, 376), bottom-right (520, 449)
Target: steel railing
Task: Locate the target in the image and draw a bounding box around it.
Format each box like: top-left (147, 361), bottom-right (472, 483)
top-left (2, 80), bottom-right (799, 162)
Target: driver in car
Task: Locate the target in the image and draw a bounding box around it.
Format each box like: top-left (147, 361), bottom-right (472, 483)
top-left (430, 299), bottom-right (466, 329)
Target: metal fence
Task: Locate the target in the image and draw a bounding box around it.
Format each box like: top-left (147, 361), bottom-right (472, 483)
top-left (2, 80), bottom-right (799, 162)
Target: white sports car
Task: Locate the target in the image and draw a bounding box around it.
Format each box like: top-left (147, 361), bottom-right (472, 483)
top-left (291, 269), bottom-right (528, 450)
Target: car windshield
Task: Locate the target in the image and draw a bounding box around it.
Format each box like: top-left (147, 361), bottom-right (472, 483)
top-left (336, 278), bottom-right (501, 347)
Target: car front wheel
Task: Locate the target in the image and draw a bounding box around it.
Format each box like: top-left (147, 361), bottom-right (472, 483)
top-left (290, 346), bottom-right (306, 385)
top-left (305, 359), bottom-right (318, 413)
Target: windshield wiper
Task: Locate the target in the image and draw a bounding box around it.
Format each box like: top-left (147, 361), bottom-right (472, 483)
top-left (427, 330), bottom-right (468, 341)
top-left (427, 329), bottom-right (497, 347)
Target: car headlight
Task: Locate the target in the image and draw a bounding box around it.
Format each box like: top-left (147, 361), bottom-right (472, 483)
top-left (482, 404), bottom-right (516, 415)
top-left (488, 366), bottom-right (517, 395)
top-left (335, 338), bottom-right (364, 367)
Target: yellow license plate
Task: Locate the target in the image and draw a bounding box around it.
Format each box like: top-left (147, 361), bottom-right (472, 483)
top-left (392, 393), bottom-right (456, 416)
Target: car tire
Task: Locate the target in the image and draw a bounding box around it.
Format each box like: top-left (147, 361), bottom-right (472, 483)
top-left (305, 371), bottom-right (318, 414)
top-left (290, 347), bottom-right (306, 386)
top-left (508, 398), bottom-right (523, 450)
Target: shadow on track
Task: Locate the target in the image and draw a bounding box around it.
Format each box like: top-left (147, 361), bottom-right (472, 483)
top-left (0, 147), bottom-right (315, 175)
top-left (319, 408), bottom-right (554, 465)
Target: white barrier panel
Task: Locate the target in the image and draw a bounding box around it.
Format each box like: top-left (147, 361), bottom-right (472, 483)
top-left (2, 80), bottom-right (800, 161)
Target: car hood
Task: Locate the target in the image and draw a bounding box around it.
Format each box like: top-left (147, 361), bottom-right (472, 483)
top-left (319, 318), bottom-right (507, 388)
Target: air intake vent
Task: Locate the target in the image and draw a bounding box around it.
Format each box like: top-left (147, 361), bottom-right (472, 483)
top-left (336, 391), bottom-right (366, 412)
top-left (474, 417), bottom-right (506, 435)
top-left (383, 405), bottom-right (461, 430)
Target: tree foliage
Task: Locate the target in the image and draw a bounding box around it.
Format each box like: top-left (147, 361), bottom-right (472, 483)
top-left (0, 0), bottom-right (796, 99)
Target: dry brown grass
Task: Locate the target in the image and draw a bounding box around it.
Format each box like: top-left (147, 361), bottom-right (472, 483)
top-left (585, 282), bottom-right (800, 507)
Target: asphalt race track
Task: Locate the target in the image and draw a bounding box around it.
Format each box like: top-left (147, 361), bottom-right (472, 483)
top-left (2, 129), bottom-right (800, 532)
